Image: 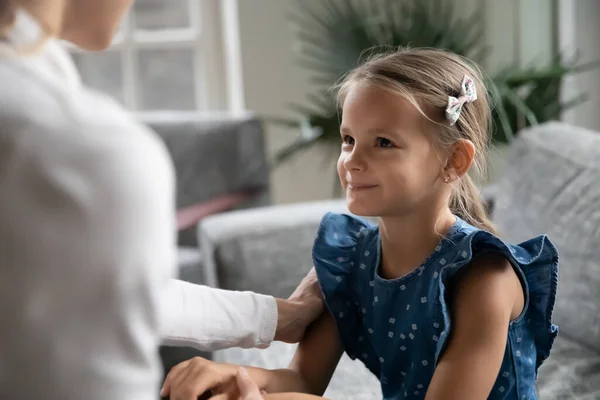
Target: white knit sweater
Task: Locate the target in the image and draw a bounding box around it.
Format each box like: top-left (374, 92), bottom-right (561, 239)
top-left (0, 10), bottom-right (276, 400)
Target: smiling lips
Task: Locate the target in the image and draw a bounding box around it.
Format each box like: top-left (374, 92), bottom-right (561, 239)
top-left (347, 183), bottom-right (378, 191)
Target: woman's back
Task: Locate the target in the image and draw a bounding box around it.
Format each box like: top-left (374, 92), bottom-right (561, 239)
top-left (0, 12), bottom-right (177, 399)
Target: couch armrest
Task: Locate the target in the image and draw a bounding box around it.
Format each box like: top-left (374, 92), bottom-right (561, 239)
top-left (198, 199), bottom-right (347, 297)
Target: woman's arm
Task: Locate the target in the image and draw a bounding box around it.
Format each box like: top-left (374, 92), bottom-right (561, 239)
top-left (160, 269), bottom-right (324, 352)
top-left (160, 280), bottom-right (278, 351)
top-left (425, 253), bottom-right (525, 400)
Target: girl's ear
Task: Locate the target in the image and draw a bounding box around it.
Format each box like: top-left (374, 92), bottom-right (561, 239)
top-left (444, 139), bottom-right (475, 180)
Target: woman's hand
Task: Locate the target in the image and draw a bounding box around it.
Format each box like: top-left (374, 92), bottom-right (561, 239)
top-left (213, 369), bottom-right (329, 400)
top-left (161, 356), bottom-right (242, 400)
top-left (275, 268), bottom-right (324, 344)
top-left (234, 367), bottom-right (267, 400)
top-left (212, 369), bottom-right (328, 400)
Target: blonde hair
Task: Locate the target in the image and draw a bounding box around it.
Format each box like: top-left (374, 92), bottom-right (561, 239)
top-left (336, 47), bottom-right (497, 234)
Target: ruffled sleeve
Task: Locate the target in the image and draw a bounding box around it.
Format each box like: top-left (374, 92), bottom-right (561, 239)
top-left (312, 212), bottom-right (372, 359)
top-left (434, 230), bottom-right (559, 372)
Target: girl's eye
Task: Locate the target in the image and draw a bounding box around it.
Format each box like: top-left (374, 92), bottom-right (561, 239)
top-left (342, 135), bottom-right (355, 145)
top-left (377, 137), bottom-right (394, 148)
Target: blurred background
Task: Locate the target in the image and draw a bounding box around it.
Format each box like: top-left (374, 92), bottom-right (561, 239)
top-left (70, 0), bottom-right (600, 204)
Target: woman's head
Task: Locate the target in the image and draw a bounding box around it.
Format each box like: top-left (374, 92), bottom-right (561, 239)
top-left (0, 0), bottom-right (132, 51)
top-left (336, 47), bottom-right (495, 232)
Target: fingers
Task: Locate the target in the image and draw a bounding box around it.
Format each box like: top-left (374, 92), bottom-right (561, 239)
top-left (171, 359), bottom-right (214, 400)
top-left (289, 267), bottom-right (321, 301)
top-left (162, 357), bottom-right (231, 400)
top-left (208, 376), bottom-right (240, 400)
top-left (303, 267), bottom-right (321, 295)
top-left (161, 359), bottom-right (190, 397)
top-left (236, 367), bottom-right (264, 400)
top-left (300, 268), bottom-right (318, 287)
top-left (210, 368), bottom-right (264, 400)
top-left (208, 394), bottom-right (235, 400)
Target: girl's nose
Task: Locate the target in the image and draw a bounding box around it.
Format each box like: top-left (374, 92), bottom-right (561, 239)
top-left (343, 148), bottom-right (367, 171)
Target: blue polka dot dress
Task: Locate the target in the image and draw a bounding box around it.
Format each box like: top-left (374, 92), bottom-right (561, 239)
top-left (313, 213), bottom-right (559, 400)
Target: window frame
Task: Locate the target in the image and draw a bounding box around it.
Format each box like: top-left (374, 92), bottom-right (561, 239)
top-left (68, 0), bottom-right (226, 112)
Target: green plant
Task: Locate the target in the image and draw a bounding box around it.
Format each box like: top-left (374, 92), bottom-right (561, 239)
top-left (270, 0), bottom-right (597, 166)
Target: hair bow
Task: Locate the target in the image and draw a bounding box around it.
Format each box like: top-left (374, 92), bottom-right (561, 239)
top-left (445, 75), bottom-right (478, 126)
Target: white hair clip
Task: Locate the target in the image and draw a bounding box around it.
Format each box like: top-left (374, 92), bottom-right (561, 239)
top-left (445, 75), bottom-right (478, 126)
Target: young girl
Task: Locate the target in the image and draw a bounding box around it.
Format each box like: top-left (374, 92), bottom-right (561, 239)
top-left (162, 47), bottom-right (559, 400)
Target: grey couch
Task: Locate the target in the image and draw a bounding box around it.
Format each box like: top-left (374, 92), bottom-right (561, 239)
top-left (196, 121), bottom-right (600, 399)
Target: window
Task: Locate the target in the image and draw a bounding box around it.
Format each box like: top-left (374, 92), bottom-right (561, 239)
top-left (69, 0), bottom-right (226, 111)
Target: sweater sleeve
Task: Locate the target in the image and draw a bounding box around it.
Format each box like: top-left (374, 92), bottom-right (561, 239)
top-left (160, 280), bottom-right (278, 351)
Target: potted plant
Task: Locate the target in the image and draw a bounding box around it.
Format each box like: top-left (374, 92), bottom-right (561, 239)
top-left (269, 0), bottom-right (596, 188)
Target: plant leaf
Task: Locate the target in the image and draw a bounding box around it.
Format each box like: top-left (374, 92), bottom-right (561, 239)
top-left (499, 84), bottom-right (539, 126)
top-left (271, 136), bottom-right (323, 166)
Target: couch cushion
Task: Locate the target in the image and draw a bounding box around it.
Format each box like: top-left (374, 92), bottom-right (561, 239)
top-left (214, 341), bottom-right (381, 399)
top-left (492, 122), bottom-right (600, 352)
top-left (537, 336), bottom-right (600, 399)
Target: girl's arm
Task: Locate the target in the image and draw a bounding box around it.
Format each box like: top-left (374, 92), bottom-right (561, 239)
top-left (284, 309), bottom-right (344, 394)
top-left (161, 310), bottom-right (344, 398)
top-left (251, 310), bottom-right (344, 395)
top-left (425, 253), bottom-right (524, 400)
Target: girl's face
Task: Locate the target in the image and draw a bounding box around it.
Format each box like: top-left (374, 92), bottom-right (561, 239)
top-left (337, 84), bottom-right (448, 218)
top-left (61, 0), bottom-right (133, 50)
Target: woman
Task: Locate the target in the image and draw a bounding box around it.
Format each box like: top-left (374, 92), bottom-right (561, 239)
top-left (0, 1), bottom-right (322, 399)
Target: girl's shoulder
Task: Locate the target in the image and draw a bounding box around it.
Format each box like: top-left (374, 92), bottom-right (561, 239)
top-left (312, 212), bottom-right (378, 269)
top-left (446, 218), bottom-right (559, 274)
top-left (315, 212), bottom-right (376, 245)
top-left (311, 212), bottom-right (378, 298)
top-left (440, 219), bottom-right (559, 370)
top-left (442, 219), bottom-right (558, 266)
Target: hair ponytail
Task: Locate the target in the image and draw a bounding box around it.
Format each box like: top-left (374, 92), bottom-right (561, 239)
top-left (450, 174), bottom-right (497, 234)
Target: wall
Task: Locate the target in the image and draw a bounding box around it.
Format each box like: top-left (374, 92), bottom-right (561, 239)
top-left (235, 0), bottom-right (336, 204)
top-left (233, 0), bottom-right (556, 204)
top-left (484, 0), bottom-right (554, 183)
top-left (559, 0), bottom-right (600, 132)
